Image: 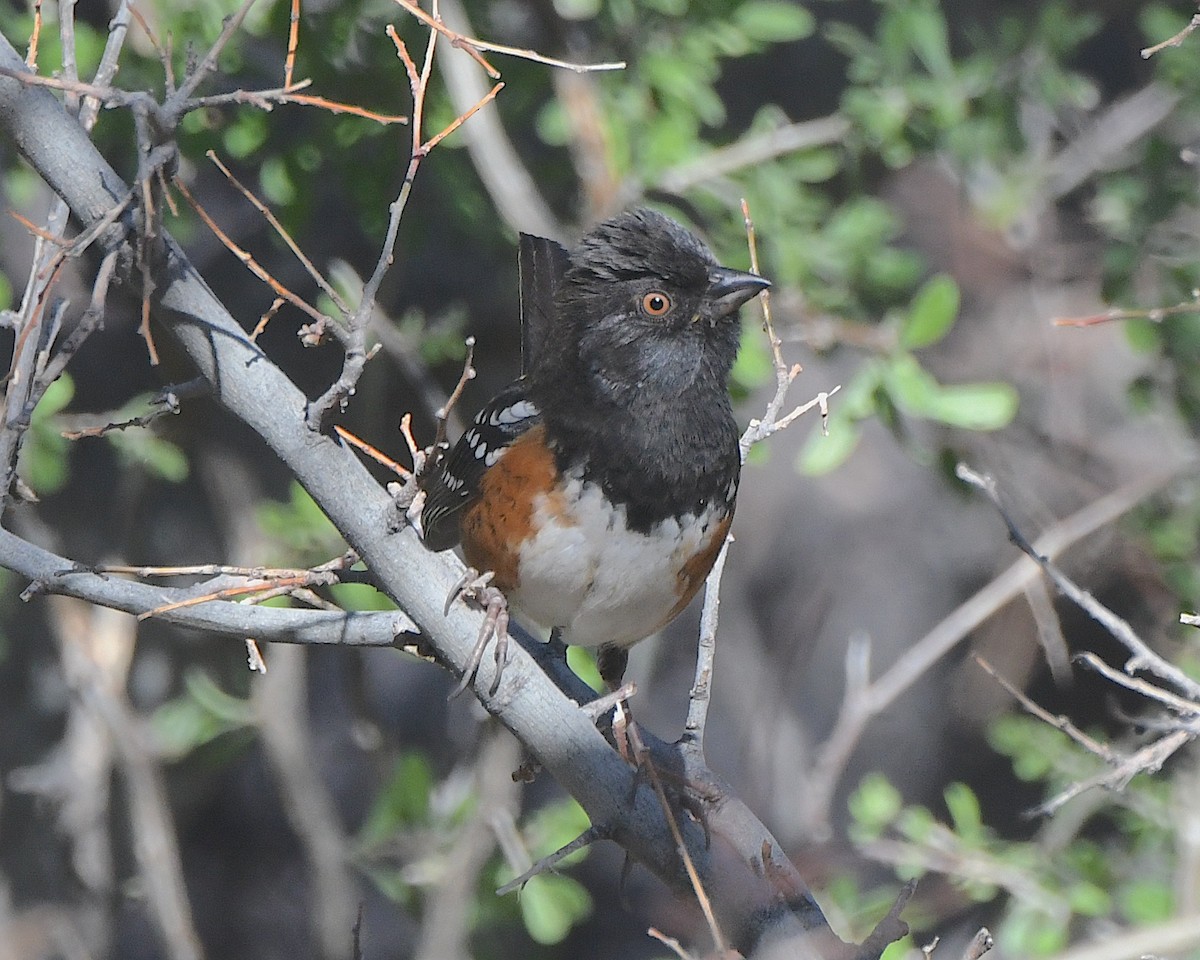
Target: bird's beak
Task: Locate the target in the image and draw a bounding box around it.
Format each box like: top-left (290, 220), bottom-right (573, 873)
top-left (707, 267), bottom-right (771, 318)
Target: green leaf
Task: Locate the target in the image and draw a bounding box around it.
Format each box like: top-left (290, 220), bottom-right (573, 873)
top-left (901, 274), bottom-right (960, 348)
top-left (566, 645), bottom-right (603, 692)
top-left (257, 482), bottom-right (346, 564)
top-left (524, 797), bottom-right (592, 862)
top-left (884, 352), bottom-right (941, 411)
top-left (1120, 879), bottom-right (1174, 923)
top-left (107, 429), bottom-right (189, 482)
top-left (358, 752), bottom-right (436, 848)
top-left (20, 375), bottom-right (75, 495)
top-left (943, 782), bottom-right (983, 842)
top-left (848, 773), bottom-right (902, 841)
top-left (329, 581), bottom-right (397, 612)
top-left (519, 874), bottom-right (592, 945)
top-left (1068, 882), bottom-right (1111, 917)
top-left (921, 382), bottom-right (1019, 430)
top-left (733, 1), bottom-right (815, 43)
top-left (150, 669), bottom-right (253, 759)
top-left (798, 414), bottom-right (860, 475)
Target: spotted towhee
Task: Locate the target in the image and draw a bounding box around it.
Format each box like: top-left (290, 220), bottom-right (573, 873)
top-left (419, 208), bottom-right (769, 692)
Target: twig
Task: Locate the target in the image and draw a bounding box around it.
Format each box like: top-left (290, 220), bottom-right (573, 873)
top-left (974, 656), bottom-right (1119, 761)
top-left (658, 115), bottom-right (850, 195)
top-left (626, 720), bottom-right (728, 954)
top-left (173, 0), bottom-right (258, 103)
top-left (683, 536), bottom-right (731, 746)
top-left (682, 201), bottom-right (831, 752)
top-left (1052, 298), bottom-right (1200, 327)
top-left (1073, 652), bottom-right (1200, 717)
top-left (283, 0), bottom-right (299, 88)
top-left (206, 150), bottom-right (352, 318)
top-left (957, 463), bottom-right (1200, 702)
top-left (959, 928), bottom-right (994, 960)
top-left (432, 336), bottom-right (476, 451)
top-left (495, 824), bottom-right (611, 895)
top-left (392, 0), bottom-right (625, 74)
top-left (435, 0), bottom-right (561, 237)
top-left (1029, 728), bottom-right (1192, 817)
top-left (647, 928), bottom-right (696, 960)
top-left (803, 464), bottom-right (1183, 837)
top-left (1142, 12), bottom-right (1200, 57)
top-left (335, 425), bottom-right (412, 479)
top-left (172, 176), bottom-right (334, 332)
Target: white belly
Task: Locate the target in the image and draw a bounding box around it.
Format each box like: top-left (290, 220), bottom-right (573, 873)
top-left (512, 474), bottom-right (722, 648)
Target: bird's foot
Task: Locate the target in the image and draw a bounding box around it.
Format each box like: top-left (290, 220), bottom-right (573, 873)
top-left (446, 568), bottom-right (510, 699)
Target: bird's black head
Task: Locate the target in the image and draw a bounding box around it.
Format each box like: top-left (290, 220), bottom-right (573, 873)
top-left (538, 208), bottom-right (769, 404)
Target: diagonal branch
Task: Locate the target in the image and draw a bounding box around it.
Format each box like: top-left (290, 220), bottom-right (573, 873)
top-left (0, 32), bottom-right (884, 958)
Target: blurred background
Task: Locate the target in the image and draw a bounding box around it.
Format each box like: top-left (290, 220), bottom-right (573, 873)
top-left (2, 0), bottom-right (1200, 957)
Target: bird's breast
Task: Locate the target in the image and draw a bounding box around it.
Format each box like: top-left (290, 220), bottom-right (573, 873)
top-left (511, 468), bottom-right (732, 649)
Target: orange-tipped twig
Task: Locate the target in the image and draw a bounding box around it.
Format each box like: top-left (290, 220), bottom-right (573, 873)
top-left (173, 176), bottom-right (333, 331)
top-left (25, 0), bottom-right (41, 68)
top-left (392, 0), bottom-right (625, 74)
top-left (423, 81), bottom-right (503, 153)
top-left (284, 0), bottom-right (300, 88)
top-left (207, 150), bottom-right (351, 317)
top-left (335, 425), bottom-right (413, 480)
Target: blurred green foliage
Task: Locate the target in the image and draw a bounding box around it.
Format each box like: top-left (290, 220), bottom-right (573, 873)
top-left (848, 714), bottom-right (1180, 956)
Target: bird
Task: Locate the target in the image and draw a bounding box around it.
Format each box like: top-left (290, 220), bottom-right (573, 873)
top-left (418, 207), bottom-right (769, 696)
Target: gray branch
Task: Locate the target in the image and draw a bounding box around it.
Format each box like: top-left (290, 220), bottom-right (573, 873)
top-left (0, 33), bottom-right (893, 958)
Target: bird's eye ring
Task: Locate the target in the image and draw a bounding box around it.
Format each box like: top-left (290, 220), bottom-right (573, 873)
top-left (641, 291), bottom-right (672, 317)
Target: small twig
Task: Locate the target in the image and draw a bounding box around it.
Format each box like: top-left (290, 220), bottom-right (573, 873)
top-left (683, 202), bottom-right (830, 751)
top-left (959, 928), bottom-right (994, 960)
top-left (173, 176), bottom-right (335, 333)
top-left (974, 656), bottom-right (1119, 761)
top-left (1142, 12), bottom-right (1200, 57)
top-left (1029, 728), bottom-right (1193, 817)
top-left (495, 824), bottom-right (611, 895)
top-left (1073, 652), bottom-right (1200, 717)
top-left (957, 462), bottom-right (1200, 703)
top-left (245, 638), bottom-right (267, 673)
top-left (579, 682), bottom-right (637, 721)
top-left (682, 536), bottom-right (731, 748)
top-left (137, 569), bottom-right (340, 621)
top-left (647, 928), bottom-right (696, 960)
top-left (334, 425), bottom-right (412, 479)
top-left (803, 464), bottom-right (1182, 837)
top-left (283, 0), bottom-right (300, 88)
top-left (206, 150), bottom-right (352, 318)
top-left (1052, 297), bottom-right (1200, 326)
top-left (392, 0), bottom-right (625, 74)
top-left (25, 0), bottom-right (41, 68)
top-left (853, 880), bottom-right (915, 960)
top-left (172, 0), bottom-right (257, 103)
top-left (625, 716), bottom-right (728, 954)
top-left (422, 81), bottom-right (503, 153)
top-left (433, 336), bottom-right (476, 450)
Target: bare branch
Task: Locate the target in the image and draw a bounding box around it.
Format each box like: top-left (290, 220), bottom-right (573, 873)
top-left (957, 463), bottom-right (1200, 702)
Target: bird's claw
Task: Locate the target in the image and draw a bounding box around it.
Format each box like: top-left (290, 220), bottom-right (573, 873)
top-left (446, 568), bottom-right (509, 699)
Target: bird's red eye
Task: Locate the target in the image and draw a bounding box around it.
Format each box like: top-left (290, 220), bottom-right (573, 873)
top-left (641, 291), bottom-right (672, 316)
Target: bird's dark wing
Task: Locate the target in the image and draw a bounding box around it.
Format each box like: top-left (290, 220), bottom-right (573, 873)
top-left (518, 233), bottom-right (569, 375)
top-left (419, 379), bottom-right (542, 551)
